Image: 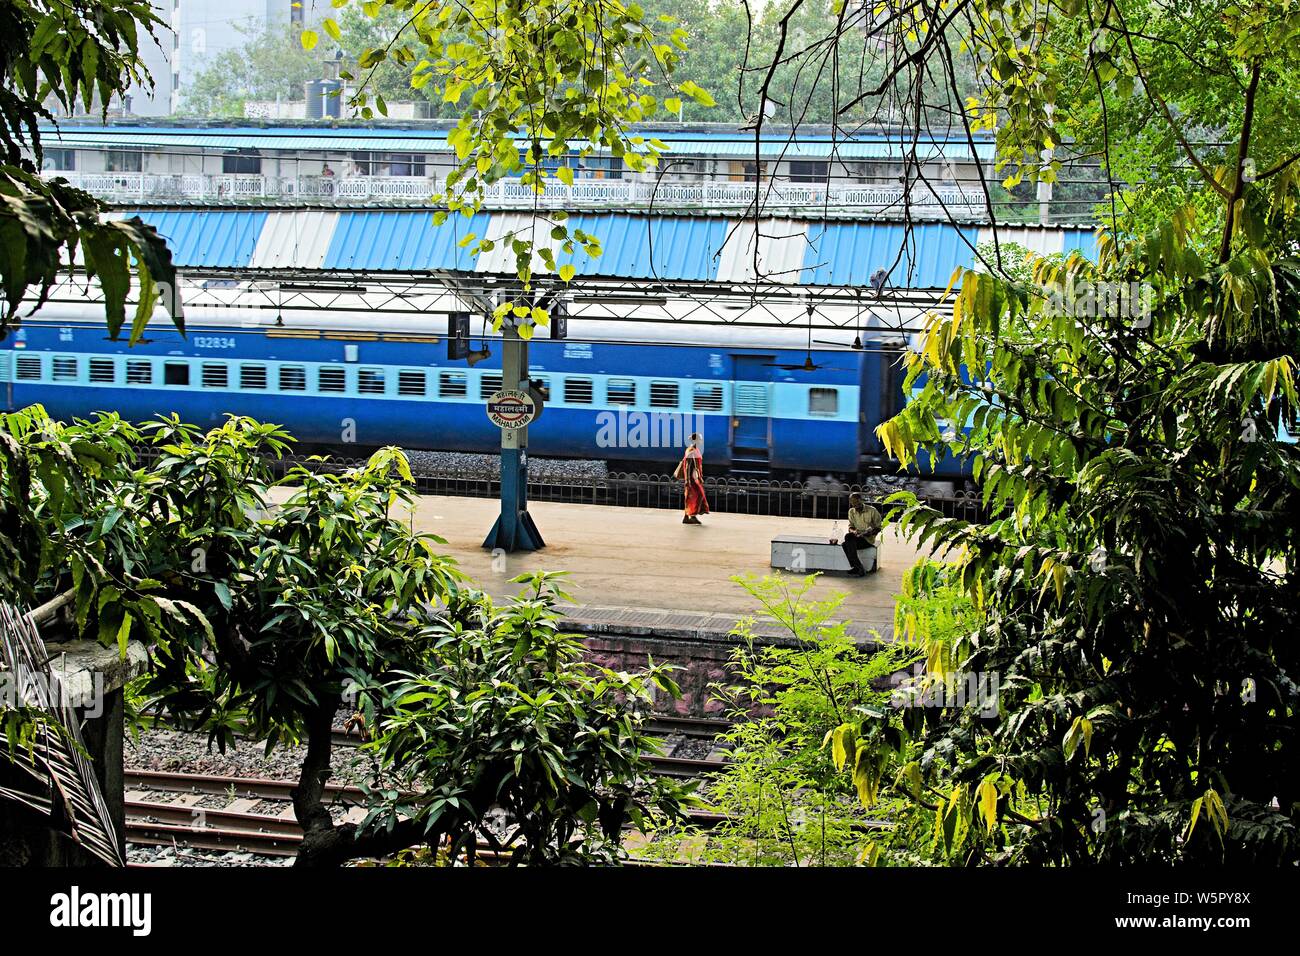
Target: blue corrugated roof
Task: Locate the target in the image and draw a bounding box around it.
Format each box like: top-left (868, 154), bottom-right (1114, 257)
top-left (801, 221), bottom-right (979, 288)
top-left (111, 208), bottom-right (1089, 288)
top-left (1062, 227), bottom-right (1100, 259)
top-left (560, 214), bottom-right (730, 281)
top-left (322, 210), bottom-right (490, 271)
top-left (130, 209), bottom-right (266, 267)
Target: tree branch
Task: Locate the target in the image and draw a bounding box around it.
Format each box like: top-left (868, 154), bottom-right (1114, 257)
top-left (1219, 58), bottom-right (1262, 264)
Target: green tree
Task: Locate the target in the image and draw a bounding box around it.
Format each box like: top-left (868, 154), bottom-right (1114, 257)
top-left (180, 11), bottom-right (435, 119)
top-left (363, 572), bottom-right (689, 867)
top-left (638, 0), bottom-right (749, 123)
top-left (828, 0), bottom-right (1300, 864)
top-left (334, 3), bottom-right (447, 114)
top-left (648, 574), bottom-right (919, 866)
top-left (3, 410), bottom-right (689, 866)
top-left (180, 23), bottom-right (332, 117)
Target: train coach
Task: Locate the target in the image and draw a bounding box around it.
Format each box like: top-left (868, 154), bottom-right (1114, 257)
top-left (0, 302), bottom-right (970, 486)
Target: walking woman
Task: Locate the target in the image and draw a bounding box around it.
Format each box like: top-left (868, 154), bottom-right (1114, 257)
top-left (674, 433), bottom-right (709, 525)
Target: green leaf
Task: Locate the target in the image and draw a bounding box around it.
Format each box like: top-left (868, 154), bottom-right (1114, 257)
top-left (679, 81), bottom-right (715, 108)
top-left (128, 259), bottom-right (157, 346)
top-left (977, 778), bottom-right (998, 831)
top-left (115, 613), bottom-right (133, 657)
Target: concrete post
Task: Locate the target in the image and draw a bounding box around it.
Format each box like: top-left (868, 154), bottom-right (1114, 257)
top-left (0, 639), bottom-right (147, 866)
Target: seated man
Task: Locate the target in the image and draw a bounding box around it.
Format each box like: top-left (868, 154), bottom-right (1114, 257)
top-left (840, 493), bottom-right (882, 577)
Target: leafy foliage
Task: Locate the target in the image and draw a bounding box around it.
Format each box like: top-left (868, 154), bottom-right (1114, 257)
top-left (867, 243), bottom-right (1300, 862)
top-left (848, 7), bottom-right (1300, 863)
top-left (3, 408), bottom-right (686, 866)
top-left (363, 572), bottom-right (690, 865)
top-left (128, 426), bottom-right (462, 752)
top-left (0, 1), bottom-right (180, 336)
top-left (0, 406), bottom-right (202, 652)
top-left (961, 0), bottom-right (1300, 237)
top-left (318, 0), bottom-right (699, 323)
top-left (647, 574), bottom-right (919, 866)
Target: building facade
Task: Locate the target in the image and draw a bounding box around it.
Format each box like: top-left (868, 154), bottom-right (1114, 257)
top-left (37, 121), bottom-right (995, 218)
top-left (126, 1), bottom-right (295, 117)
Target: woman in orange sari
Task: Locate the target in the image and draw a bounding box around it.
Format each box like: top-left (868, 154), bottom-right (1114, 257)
top-left (675, 433), bottom-right (709, 524)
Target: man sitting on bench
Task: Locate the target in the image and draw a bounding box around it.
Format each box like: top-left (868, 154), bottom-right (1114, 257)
top-left (840, 493), bottom-right (882, 577)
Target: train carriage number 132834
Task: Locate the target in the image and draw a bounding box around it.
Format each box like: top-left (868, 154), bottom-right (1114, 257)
top-left (193, 336), bottom-right (238, 350)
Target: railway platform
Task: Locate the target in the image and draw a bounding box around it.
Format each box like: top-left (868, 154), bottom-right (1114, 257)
top-left (408, 494), bottom-right (920, 639)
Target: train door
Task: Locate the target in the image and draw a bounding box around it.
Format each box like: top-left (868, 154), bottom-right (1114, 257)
top-left (729, 355), bottom-right (773, 476)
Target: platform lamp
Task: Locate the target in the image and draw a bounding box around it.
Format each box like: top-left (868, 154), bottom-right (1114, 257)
top-left (548, 294), bottom-right (569, 340)
top-left (447, 311), bottom-right (471, 360)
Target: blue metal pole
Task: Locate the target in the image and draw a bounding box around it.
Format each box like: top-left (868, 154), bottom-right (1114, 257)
top-left (483, 324), bottom-right (544, 552)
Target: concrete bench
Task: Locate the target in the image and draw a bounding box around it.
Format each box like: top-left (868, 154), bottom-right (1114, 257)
top-left (770, 534), bottom-right (878, 574)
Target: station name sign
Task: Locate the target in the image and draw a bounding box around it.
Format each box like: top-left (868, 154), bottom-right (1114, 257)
top-left (485, 388), bottom-right (538, 429)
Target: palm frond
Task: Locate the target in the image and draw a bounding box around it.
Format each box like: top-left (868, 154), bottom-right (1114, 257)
top-left (0, 601), bottom-right (124, 866)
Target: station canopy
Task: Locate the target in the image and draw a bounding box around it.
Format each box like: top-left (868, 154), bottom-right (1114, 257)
top-left (44, 209), bottom-right (1100, 338)
top-left (110, 207), bottom-right (1097, 289)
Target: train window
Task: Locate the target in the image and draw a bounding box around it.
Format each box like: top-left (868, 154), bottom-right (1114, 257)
top-left (279, 366), bottom-right (307, 391)
top-left (126, 360), bottom-right (152, 385)
top-left (240, 365), bottom-right (268, 390)
top-left (809, 387), bottom-right (839, 416)
top-left (318, 367), bottom-right (346, 392)
top-left (164, 362), bottom-right (190, 386)
top-left (692, 383), bottom-right (724, 411)
top-left (607, 378), bottom-right (636, 405)
top-left (358, 369), bottom-right (387, 395)
top-left (51, 356), bottom-right (79, 381)
top-left (479, 373), bottom-right (502, 399)
top-left (202, 364), bottom-right (228, 388)
top-left (398, 370), bottom-right (427, 396)
top-left (439, 371), bottom-right (468, 398)
top-left (564, 378), bottom-right (593, 404)
top-left (88, 358), bottom-right (115, 383)
top-left (650, 381), bottom-right (680, 408)
top-left (15, 355), bottom-right (41, 380)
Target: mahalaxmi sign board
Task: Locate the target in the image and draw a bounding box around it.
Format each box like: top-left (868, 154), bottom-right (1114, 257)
top-left (486, 388), bottom-right (537, 429)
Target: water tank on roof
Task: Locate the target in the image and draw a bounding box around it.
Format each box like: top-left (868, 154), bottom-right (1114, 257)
top-left (305, 80), bottom-right (343, 119)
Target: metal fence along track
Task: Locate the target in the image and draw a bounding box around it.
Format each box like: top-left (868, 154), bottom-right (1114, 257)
top-left (133, 448), bottom-right (983, 522)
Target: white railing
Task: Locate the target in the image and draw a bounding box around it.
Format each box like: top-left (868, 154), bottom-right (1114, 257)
top-left (334, 176), bottom-right (437, 200)
top-left (477, 177), bottom-right (979, 211)
top-left (47, 170), bottom-right (981, 214)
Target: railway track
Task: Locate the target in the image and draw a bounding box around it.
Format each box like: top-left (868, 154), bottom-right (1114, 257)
top-left (645, 714), bottom-right (733, 738)
top-left (124, 769), bottom-right (340, 858)
top-left (330, 712), bottom-right (733, 779)
top-left (127, 714), bottom-right (734, 859)
top-left (125, 768), bottom-right (730, 862)
top-left (331, 731), bottom-right (726, 779)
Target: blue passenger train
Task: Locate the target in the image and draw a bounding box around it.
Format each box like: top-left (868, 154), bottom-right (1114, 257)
top-left (0, 303), bottom-right (969, 486)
